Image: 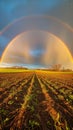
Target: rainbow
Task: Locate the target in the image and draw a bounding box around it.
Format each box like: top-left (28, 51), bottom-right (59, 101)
top-left (1, 15), bottom-right (73, 34)
top-left (1, 30), bottom-right (73, 64)
top-left (0, 16), bottom-right (73, 67)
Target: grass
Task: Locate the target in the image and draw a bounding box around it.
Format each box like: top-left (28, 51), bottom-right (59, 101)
top-left (28, 120), bottom-right (40, 129)
top-left (0, 68), bottom-right (73, 74)
top-left (0, 68), bottom-right (29, 73)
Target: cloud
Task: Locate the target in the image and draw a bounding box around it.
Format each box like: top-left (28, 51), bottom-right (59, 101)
top-left (1, 31), bottom-right (73, 69)
top-left (0, 0), bottom-right (64, 30)
top-left (0, 35), bottom-right (9, 55)
top-left (46, 0), bottom-right (73, 27)
top-left (0, 0), bottom-right (73, 68)
top-left (0, 0), bottom-right (73, 32)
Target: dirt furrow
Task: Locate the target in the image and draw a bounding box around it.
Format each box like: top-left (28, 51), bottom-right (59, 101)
top-left (8, 75), bottom-right (35, 130)
top-left (37, 75), bottom-right (63, 130)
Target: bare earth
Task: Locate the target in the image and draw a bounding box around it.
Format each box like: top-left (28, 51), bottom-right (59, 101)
top-left (0, 71), bottom-right (73, 130)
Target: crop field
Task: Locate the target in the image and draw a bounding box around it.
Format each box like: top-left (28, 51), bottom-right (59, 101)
top-left (0, 71), bottom-right (73, 130)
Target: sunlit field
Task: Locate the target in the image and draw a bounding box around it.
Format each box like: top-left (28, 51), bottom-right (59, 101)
top-left (0, 70), bottom-right (73, 130)
top-left (0, 68), bottom-right (30, 73)
top-left (0, 68), bottom-right (73, 73)
top-left (0, 1), bottom-right (73, 130)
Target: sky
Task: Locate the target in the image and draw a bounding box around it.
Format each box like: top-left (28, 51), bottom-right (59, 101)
top-left (0, 0), bottom-right (73, 30)
top-left (0, 0), bottom-right (73, 69)
top-left (1, 31), bottom-right (73, 69)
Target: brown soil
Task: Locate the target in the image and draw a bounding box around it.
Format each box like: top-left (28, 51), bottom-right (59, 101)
top-left (0, 71), bottom-right (73, 130)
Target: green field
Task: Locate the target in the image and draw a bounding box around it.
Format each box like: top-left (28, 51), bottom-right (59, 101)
top-left (0, 68), bottom-right (73, 74)
top-left (0, 68), bottom-right (29, 73)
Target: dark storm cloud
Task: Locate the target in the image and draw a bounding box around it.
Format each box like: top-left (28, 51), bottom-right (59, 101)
top-left (46, 0), bottom-right (73, 27)
top-left (0, 0), bottom-right (29, 30)
top-left (0, 0), bottom-right (73, 31)
top-left (0, 0), bottom-right (73, 66)
top-left (0, 35), bottom-right (9, 55)
top-left (0, 0), bottom-right (64, 30)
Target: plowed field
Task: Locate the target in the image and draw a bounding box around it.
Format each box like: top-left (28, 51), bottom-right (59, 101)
top-left (0, 71), bottom-right (73, 130)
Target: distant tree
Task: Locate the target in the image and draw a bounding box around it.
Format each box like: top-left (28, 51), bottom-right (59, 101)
top-left (63, 68), bottom-right (72, 72)
top-left (52, 64), bottom-right (62, 71)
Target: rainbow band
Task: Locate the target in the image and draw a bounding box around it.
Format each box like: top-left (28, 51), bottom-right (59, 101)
top-left (0, 16), bottom-right (73, 63)
top-left (1, 30), bottom-right (73, 64)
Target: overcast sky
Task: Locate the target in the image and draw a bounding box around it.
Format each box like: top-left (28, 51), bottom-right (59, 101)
top-left (0, 0), bottom-right (73, 67)
top-left (0, 0), bottom-right (73, 30)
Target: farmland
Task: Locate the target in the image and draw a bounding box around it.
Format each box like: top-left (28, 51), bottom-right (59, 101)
top-left (0, 71), bottom-right (73, 130)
